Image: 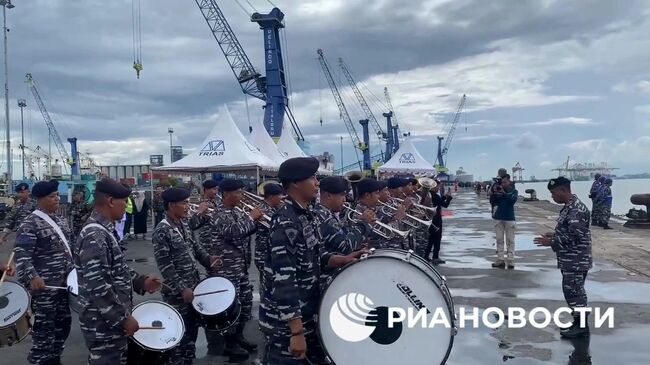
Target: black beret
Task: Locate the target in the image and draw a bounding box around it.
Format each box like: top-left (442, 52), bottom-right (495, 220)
top-left (161, 187), bottom-right (191, 203)
top-left (220, 179), bottom-right (244, 192)
top-left (357, 178), bottom-right (382, 197)
top-left (202, 179), bottom-right (219, 189)
top-left (377, 180), bottom-right (388, 190)
top-left (320, 176), bottom-right (349, 194)
top-left (409, 178), bottom-right (418, 185)
top-left (96, 178), bottom-right (132, 199)
top-left (278, 157), bottom-right (319, 183)
top-left (547, 177), bottom-right (571, 190)
top-left (32, 179), bottom-right (58, 198)
top-left (263, 183), bottom-right (283, 197)
top-left (387, 177), bottom-right (403, 189)
top-left (15, 182), bottom-right (29, 192)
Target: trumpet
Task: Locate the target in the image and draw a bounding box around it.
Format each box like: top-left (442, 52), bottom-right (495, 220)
top-left (343, 204), bottom-right (410, 239)
top-left (189, 203), bottom-right (215, 214)
top-left (392, 197), bottom-right (436, 214)
top-left (237, 200), bottom-right (272, 229)
top-left (379, 201), bottom-right (432, 229)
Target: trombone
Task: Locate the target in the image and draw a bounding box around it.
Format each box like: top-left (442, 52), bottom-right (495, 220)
top-left (240, 192), bottom-right (272, 229)
top-left (343, 203), bottom-right (410, 239)
top-left (379, 201), bottom-right (432, 229)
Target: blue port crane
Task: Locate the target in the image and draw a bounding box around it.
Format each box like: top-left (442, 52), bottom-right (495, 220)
top-left (193, 1), bottom-right (303, 141)
top-left (435, 94), bottom-right (466, 173)
top-left (384, 87), bottom-right (401, 153)
top-left (317, 49), bottom-right (368, 172)
top-left (26, 73), bottom-right (79, 176)
top-left (337, 58), bottom-right (387, 159)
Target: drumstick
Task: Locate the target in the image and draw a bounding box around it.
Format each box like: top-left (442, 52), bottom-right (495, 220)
top-left (45, 285), bottom-right (68, 290)
top-left (0, 252), bottom-right (15, 287)
top-left (194, 289), bottom-right (228, 297)
top-left (139, 326), bottom-right (166, 330)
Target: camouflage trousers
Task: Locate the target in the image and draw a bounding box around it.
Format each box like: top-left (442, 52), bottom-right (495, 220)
top-left (28, 290), bottom-right (71, 364)
top-left (591, 201), bottom-right (604, 226)
top-left (414, 227), bottom-right (429, 258)
top-left (165, 301), bottom-right (201, 365)
top-left (85, 338), bottom-right (127, 365)
top-left (263, 332), bottom-right (327, 365)
top-left (561, 271), bottom-right (588, 310)
top-left (207, 266), bottom-right (253, 346)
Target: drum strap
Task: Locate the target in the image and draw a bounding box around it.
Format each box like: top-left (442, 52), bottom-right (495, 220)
top-left (81, 223), bottom-right (119, 245)
top-left (33, 210), bottom-right (71, 257)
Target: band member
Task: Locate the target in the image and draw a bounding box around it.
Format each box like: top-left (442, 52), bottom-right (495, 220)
top-left (69, 190), bottom-right (92, 237)
top-left (350, 178), bottom-right (389, 250)
top-left (208, 179), bottom-right (262, 361)
top-left (254, 183), bottom-right (284, 296)
top-left (0, 261), bottom-right (15, 275)
top-left (152, 187), bottom-right (220, 365)
top-left (535, 177), bottom-right (592, 339)
top-left (75, 178), bottom-right (162, 365)
top-left (381, 178), bottom-right (409, 249)
top-left (1, 182), bottom-right (36, 244)
top-left (317, 176), bottom-right (373, 288)
top-left (14, 180), bottom-right (72, 365)
top-left (188, 179), bottom-right (221, 248)
top-left (424, 180), bottom-right (453, 264)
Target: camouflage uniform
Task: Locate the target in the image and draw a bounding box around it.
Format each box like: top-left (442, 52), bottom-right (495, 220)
top-left (314, 204), bottom-right (370, 290)
top-left (408, 194), bottom-right (429, 257)
top-left (259, 199), bottom-right (328, 365)
top-left (188, 197), bottom-right (221, 248)
top-left (69, 200), bottom-right (92, 236)
top-left (588, 180), bottom-right (601, 225)
top-left (209, 206), bottom-right (257, 337)
top-left (552, 195), bottom-right (593, 311)
top-left (153, 194), bottom-right (165, 226)
top-left (254, 201), bottom-right (280, 297)
top-left (3, 198), bottom-right (36, 232)
top-left (353, 202), bottom-right (390, 250)
top-left (14, 210), bottom-right (73, 365)
top-left (384, 197), bottom-right (411, 250)
top-left (74, 210), bottom-right (148, 365)
top-left (152, 215), bottom-right (213, 365)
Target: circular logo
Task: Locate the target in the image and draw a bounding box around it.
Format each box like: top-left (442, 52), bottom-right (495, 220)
top-left (329, 293), bottom-right (403, 345)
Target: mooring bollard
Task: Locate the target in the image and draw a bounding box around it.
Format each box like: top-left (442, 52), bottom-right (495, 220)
top-left (624, 194), bottom-right (650, 228)
top-left (523, 188), bottom-right (538, 201)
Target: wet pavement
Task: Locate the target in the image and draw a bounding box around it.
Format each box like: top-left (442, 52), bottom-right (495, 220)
top-left (1, 190), bottom-right (650, 364)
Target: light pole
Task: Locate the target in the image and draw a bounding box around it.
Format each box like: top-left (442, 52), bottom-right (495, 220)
top-left (18, 98), bottom-right (25, 179)
top-left (1, 0), bottom-right (14, 190)
top-left (168, 127), bottom-right (174, 163)
top-left (339, 136), bottom-right (343, 171)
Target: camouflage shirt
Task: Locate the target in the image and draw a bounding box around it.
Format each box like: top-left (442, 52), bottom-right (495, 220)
top-left (152, 214), bottom-right (212, 302)
top-left (259, 199), bottom-right (327, 336)
top-left (354, 202), bottom-right (388, 249)
top-left (254, 201), bottom-right (280, 270)
top-left (188, 197), bottom-right (221, 248)
top-left (552, 195), bottom-right (593, 272)
top-left (74, 210), bottom-right (148, 339)
top-left (3, 198), bottom-right (37, 232)
top-left (14, 210), bottom-right (73, 287)
top-left (210, 205), bottom-right (257, 276)
top-left (69, 200), bottom-right (92, 236)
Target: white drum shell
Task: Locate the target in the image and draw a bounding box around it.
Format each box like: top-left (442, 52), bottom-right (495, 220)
top-left (192, 277), bottom-right (236, 315)
top-left (131, 301), bottom-right (185, 352)
top-left (0, 281), bottom-right (30, 328)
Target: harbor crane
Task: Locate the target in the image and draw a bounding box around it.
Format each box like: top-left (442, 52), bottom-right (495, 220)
top-left (384, 87), bottom-right (401, 154)
top-left (435, 94), bottom-right (466, 174)
top-left (26, 73), bottom-right (79, 175)
top-left (193, 1), bottom-right (303, 141)
top-left (317, 49), bottom-right (367, 172)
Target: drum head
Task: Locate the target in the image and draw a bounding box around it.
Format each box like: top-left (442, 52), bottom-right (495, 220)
top-left (67, 269), bottom-right (79, 296)
top-left (319, 251), bottom-right (454, 365)
top-left (192, 277), bottom-right (236, 315)
top-left (0, 281), bottom-right (30, 329)
top-left (132, 301), bottom-right (184, 351)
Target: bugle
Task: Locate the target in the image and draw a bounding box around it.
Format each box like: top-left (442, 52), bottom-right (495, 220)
top-left (343, 204), bottom-right (410, 239)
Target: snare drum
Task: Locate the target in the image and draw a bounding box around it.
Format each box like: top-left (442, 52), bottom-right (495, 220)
top-left (66, 268), bottom-right (82, 313)
top-left (318, 249), bottom-right (456, 365)
top-left (192, 277), bottom-right (240, 332)
top-left (128, 301), bottom-right (184, 363)
top-left (0, 281), bottom-right (32, 347)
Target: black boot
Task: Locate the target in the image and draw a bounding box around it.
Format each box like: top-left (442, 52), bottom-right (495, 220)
top-left (561, 315), bottom-right (590, 339)
top-left (223, 334), bottom-right (250, 362)
top-left (235, 322), bottom-right (258, 353)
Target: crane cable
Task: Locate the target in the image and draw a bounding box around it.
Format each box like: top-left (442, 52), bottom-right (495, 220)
top-left (233, 0), bottom-right (252, 17)
top-left (132, 0), bottom-right (143, 78)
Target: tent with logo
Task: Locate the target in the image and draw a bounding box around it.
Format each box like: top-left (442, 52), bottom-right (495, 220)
top-left (154, 107), bottom-right (278, 173)
top-left (248, 118), bottom-right (288, 166)
top-left (276, 123), bottom-right (333, 175)
top-left (377, 136), bottom-right (436, 175)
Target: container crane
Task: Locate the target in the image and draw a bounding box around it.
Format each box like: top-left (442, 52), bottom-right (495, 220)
top-left (435, 94), bottom-right (466, 173)
top-left (338, 58), bottom-right (387, 159)
top-left (317, 49), bottom-right (367, 172)
top-left (26, 73), bottom-right (79, 175)
top-left (384, 87), bottom-right (401, 154)
top-left (193, 1), bottom-right (303, 141)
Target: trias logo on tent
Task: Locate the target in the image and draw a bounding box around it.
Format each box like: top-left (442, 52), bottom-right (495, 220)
top-left (399, 153), bottom-right (416, 164)
top-left (200, 140), bottom-right (225, 156)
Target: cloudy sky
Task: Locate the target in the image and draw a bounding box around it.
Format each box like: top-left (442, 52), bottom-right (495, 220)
top-left (3, 0), bottom-right (650, 180)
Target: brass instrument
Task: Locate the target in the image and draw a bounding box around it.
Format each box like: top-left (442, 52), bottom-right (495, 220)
top-left (379, 201), bottom-right (432, 229)
top-left (417, 177), bottom-right (437, 191)
top-left (257, 180), bottom-right (282, 196)
top-left (188, 203), bottom-right (215, 214)
top-left (344, 171), bottom-right (364, 201)
top-left (343, 203), bottom-right (409, 239)
top-left (392, 197), bottom-right (437, 214)
top-left (238, 194), bottom-right (272, 229)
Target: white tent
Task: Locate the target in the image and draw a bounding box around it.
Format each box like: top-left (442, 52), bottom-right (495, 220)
top-left (377, 136), bottom-right (436, 175)
top-left (248, 118), bottom-right (288, 165)
top-left (277, 122), bottom-right (308, 158)
top-left (155, 106), bottom-right (278, 173)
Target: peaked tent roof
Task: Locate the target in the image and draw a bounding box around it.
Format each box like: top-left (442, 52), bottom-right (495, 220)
top-left (377, 136), bottom-right (436, 175)
top-left (155, 106), bottom-right (278, 172)
top-left (277, 122), bottom-right (308, 158)
top-left (248, 118), bottom-right (288, 165)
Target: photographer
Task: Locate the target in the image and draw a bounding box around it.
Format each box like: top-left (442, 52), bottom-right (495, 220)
top-left (490, 173), bottom-right (518, 269)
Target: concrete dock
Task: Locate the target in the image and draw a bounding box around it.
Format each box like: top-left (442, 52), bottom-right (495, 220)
top-left (1, 190), bottom-right (650, 364)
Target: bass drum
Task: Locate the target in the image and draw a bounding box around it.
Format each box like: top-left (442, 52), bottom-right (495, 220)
top-left (0, 281), bottom-right (32, 347)
top-left (318, 249), bottom-right (455, 365)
